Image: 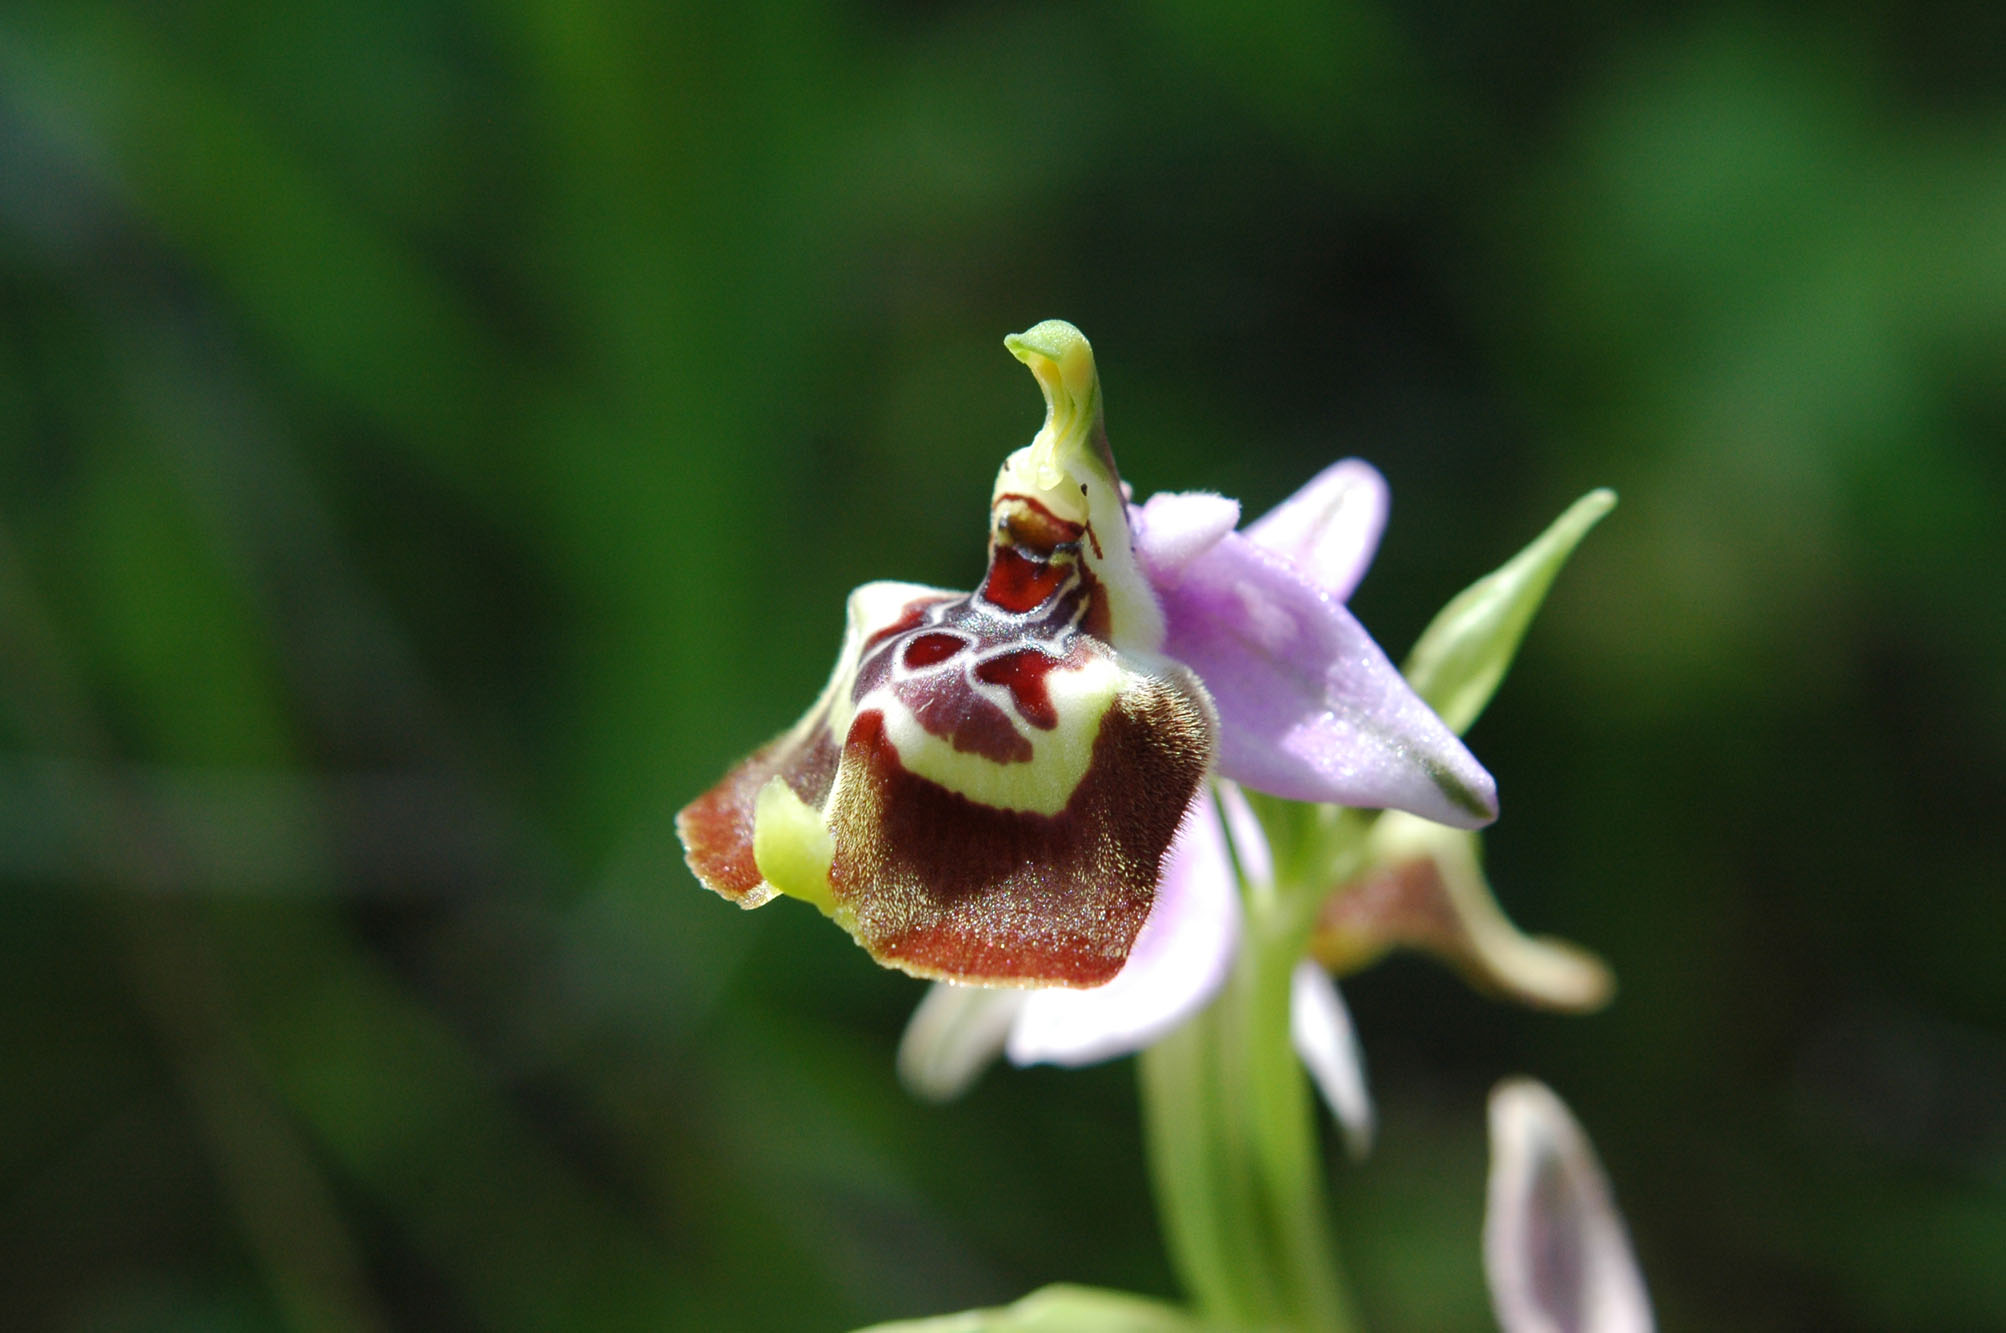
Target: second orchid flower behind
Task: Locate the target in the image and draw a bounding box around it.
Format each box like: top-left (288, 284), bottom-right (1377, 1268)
top-left (679, 320), bottom-right (1493, 989)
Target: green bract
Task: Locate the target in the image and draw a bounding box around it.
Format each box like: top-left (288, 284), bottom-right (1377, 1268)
top-left (1403, 489), bottom-right (1617, 734)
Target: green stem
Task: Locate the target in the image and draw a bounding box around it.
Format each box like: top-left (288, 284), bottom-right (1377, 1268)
top-left (1139, 801), bottom-right (1379, 1332)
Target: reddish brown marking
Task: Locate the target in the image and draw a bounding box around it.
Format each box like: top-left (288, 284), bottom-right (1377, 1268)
top-left (861, 602), bottom-right (931, 653)
top-left (994, 493), bottom-right (1084, 555)
top-left (901, 632), bottom-right (965, 669)
top-left (856, 617), bottom-right (1037, 763)
top-left (904, 674), bottom-right (1034, 763)
top-left (974, 649), bottom-right (1060, 730)
top-left (676, 726), bottom-right (839, 906)
top-left (824, 671), bottom-right (1214, 986)
top-left (1081, 585), bottom-right (1111, 640)
top-left (980, 545), bottom-right (1069, 614)
top-left (676, 764), bottom-right (768, 901)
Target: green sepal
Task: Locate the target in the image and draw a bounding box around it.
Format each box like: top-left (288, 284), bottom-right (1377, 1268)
top-left (1403, 489), bottom-right (1615, 735)
top-left (851, 1284), bottom-right (1234, 1333)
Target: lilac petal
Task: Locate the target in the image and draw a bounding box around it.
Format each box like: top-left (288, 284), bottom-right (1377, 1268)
top-left (1006, 790), bottom-right (1240, 1067)
top-left (897, 983), bottom-right (1029, 1102)
top-left (1213, 780), bottom-right (1273, 887)
top-left (1290, 962), bottom-right (1375, 1159)
top-left (1140, 530), bottom-right (1498, 827)
top-left (1128, 491), bottom-right (1241, 580)
top-left (1486, 1079), bottom-right (1655, 1333)
top-left (1245, 459), bottom-right (1390, 603)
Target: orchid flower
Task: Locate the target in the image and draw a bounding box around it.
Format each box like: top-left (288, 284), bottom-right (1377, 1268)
top-left (897, 450), bottom-right (1619, 1149)
top-left (679, 321), bottom-right (1632, 1333)
top-left (898, 456), bottom-right (1408, 1153)
top-left (678, 321), bottom-right (1491, 988)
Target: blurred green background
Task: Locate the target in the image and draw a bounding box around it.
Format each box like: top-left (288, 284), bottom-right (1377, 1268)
top-left (2, 2), bottom-right (2001, 1329)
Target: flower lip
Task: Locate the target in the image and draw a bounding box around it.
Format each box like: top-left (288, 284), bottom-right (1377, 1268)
top-left (680, 323), bottom-right (1214, 986)
top-left (683, 321), bottom-right (1501, 995)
